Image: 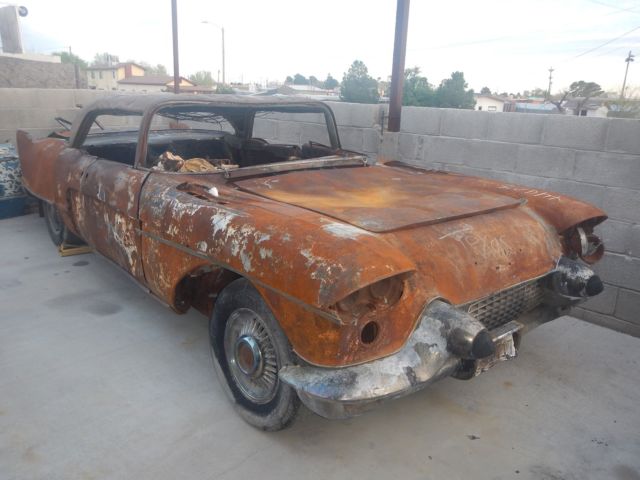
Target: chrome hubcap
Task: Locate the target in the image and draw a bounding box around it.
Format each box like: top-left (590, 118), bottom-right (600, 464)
top-left (224, 308), bottom-right (278, 404)
top-left (235, 335), bottom-right (263, 377)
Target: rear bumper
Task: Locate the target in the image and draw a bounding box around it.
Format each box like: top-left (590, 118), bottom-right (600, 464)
top-left (279, 258), bottom-right (601, 420)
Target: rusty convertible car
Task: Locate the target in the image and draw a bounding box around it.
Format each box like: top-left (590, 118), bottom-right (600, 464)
top-left (17, 94), bottom-right (607, 430)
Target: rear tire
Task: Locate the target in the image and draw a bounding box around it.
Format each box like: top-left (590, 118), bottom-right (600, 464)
top-left (209, 278), bottom-right (300, 431)
top-left (42, 201), bottom-right (83, 246)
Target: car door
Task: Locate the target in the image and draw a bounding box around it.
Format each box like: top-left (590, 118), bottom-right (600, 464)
top-left (77, 158), bottom-right (148, 281)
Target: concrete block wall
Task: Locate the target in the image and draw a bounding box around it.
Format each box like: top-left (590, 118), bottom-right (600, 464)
top-left (0, 88), bottom-right (117, 144)
top-left (0, 57), bottom-right (86, 89)
top-left (385, 107), bottom-right (640, 337)
top-left (253, 102), bottom-right (383, 158)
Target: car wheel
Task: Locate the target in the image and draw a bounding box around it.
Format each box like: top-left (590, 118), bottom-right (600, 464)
top-left (42, 201), bottom-right (83, 246)
top-left (42, 201), bottom-right (65, 246)
top-left (210, 278), bottom-right (300, 431)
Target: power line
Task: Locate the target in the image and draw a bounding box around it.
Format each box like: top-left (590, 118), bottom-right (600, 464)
top-left (570, 25), bottom-right (640, 60)
top-left (585, 0), bottom-right (640, 14)
top-left (407, 8), bottom-right (638, 53)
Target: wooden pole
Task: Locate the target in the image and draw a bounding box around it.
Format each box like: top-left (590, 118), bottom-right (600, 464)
top-left (171, 0), bottom-right (180, 94)
top-left (387, 0), bottom-right (410, 132)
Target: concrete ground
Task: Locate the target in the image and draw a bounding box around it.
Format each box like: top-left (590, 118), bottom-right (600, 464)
top-left (1, 213), bottom-right (639, 480)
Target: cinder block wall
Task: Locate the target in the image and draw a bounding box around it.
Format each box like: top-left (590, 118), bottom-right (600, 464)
top-left (252, 101), bottom-right (383, 158)
top-left (383, 107), bottom-right (640, 337)
top-left (0, 88), bottom-right (116, 143)
top-left (0, 57), bottom-right (86, 89)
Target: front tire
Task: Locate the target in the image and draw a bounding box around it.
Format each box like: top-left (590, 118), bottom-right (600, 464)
top-left (210, 278), bottom-right (300, 431)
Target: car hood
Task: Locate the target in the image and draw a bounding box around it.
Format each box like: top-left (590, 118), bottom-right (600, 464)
top-left (234, 165), bottom-right (523, 232)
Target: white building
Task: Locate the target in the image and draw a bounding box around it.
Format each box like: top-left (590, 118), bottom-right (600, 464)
top-left (474, 94), bottom-right (512, 112)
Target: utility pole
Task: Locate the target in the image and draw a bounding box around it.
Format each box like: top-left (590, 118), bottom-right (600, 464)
top-left (202, 21), bottom-right (226, 85)
top-left (621, 50), bottom-right (635, 99)
top-left (546, 67), bottom-right (554, 100)
top-left (221, 26), bottom-right (226, 84)
top-left (388, 0), bottom-right (410, 132)
top-left (171, 0), bottom-right (180, 94)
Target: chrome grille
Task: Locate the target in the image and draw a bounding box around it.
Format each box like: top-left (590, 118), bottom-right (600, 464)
top-left (466, 279), bottom-right (545, 330)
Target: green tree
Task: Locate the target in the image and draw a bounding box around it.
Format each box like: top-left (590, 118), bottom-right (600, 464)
top-left (435, 71), bottom-right (475, 109)
top-left (215, 84), bottom-right (234, 94)
top-left (54, 51), bottom-right (88, 69)
top-left (340, 60), bottom-right (379, 104)
top-left (308, 75), bottom-right (320, 87)
top-left (480, 86), bottom-right (491, 95)
top-left (402, 67), bottom-right (435, 106)
top-left (293, 73), bottom-right (308, 85)
top-left (568, 80), bottom-right (604, 115)
top-left (92, 52), bottom-right (119, 66)
top-left (569, 80), bottom-right (604, 98)
top-left (188, 70), bottom-right (214, 86)
top-left (285, 75), bottom-right (293, 84)
top-left (323, 74), bottom-right (339, 89)
top-left (528, 87), bottom-right (546, 98)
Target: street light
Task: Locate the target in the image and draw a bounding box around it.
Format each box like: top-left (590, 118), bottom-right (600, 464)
top-left (201, 20), bottom-right (225, 84)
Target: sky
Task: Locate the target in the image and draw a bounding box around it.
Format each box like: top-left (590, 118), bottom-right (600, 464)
top-left (12, 0), bottom-right (640, 95)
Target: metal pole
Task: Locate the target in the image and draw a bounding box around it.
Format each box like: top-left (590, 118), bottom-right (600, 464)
top-left (221, 27), bottom-right (226, 84)
top-left (621, 50), bottom-right (634, 99)
top-left (547, 67), bottom-right (554, 100)
top-left (388, 0), bottom-right (410, 132)
top-left (171, 0), bottom-right (180, 94)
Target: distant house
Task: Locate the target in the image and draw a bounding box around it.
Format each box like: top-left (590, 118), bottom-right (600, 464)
top-left (514, 102), bottom-right (560, 114)
top-left (474, 94), bottom-right (515, 112)
top-left (117, 75), bottom-right (196, 92)
top-left (86, 62), bottom-right (145, 90)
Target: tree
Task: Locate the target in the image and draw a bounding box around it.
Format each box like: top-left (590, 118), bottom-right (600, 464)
top-left (323, 74), bottom-right (339, 89)
top-left (529, 87), bottom-right (546, 98)
top-left (137, 62), bottom-right (167, 75)
top-left (293, 73), bottom-right (308, 85)
top-left (215, 84), bottom-right (234, 94)
top-left (550, 91), bottom-right (570, 114)
top-left (92, 52), bottom-right (119, 66)
top-left (189, 70), bottom-right (214, 86)
top-left (309, 75), bottom-right (320, 87)
top-left (285, 75), bottom-right (293, 84)
top-left (54, 51), bottom-right (88, 69)
top-left (340, 60), bottom-right (379, 104)
top-left (568, 81), bottom-right (604, 115)
top-left (402, 67), bottom-right (435, 106)
top-left (480, 86), bottom-right (492, 95)
top-left (435, 71), bottom-right (475, 109)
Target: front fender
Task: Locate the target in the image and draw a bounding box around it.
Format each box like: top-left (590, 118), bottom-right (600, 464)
top-left (139, 174), bottom-right (416, 312)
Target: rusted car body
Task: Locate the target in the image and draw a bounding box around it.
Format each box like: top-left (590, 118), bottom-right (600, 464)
top-left (17, 94), bottom-right (606, 429)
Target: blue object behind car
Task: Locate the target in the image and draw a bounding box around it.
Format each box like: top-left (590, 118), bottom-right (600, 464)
top-left (0, 143), bottom-right (27, 219)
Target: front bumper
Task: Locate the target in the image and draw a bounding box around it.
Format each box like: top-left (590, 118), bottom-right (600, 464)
top-left (279, 257), bottom-right (601, 420)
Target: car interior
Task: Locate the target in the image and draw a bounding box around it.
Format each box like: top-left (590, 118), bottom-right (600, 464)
top-left (79, 106), bottom-right (343, 172)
